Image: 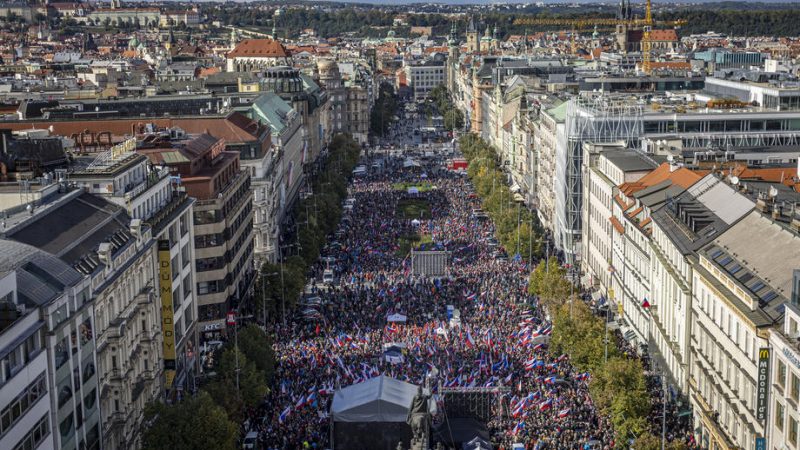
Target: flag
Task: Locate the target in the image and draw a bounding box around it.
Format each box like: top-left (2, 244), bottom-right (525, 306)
top-left (511, 421), bottom-right (525, 436)
top-left (294, 396), bottom-right (305, 410)
top-left (465, 330), bottom-right (475, 348)
top-left (539, 399), bottom-right (553, 411)
top-left (544, 376), bottom-right (557, 385)
top-left (557, 408), bottom-right (571, 418)
top-left (642, 298), bottom-right (651, 309)
top-left (279, 406), bottom-right (291, 423)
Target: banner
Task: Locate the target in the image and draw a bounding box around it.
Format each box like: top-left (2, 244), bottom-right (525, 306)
top-left (158, 240), bottom-right (177, 388)
top-left (756, 347), bottom-right (770, 423)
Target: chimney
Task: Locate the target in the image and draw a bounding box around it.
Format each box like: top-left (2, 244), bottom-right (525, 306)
top-left (756, 196), bottom-right (771, 213)
top-left (97, 242), bottom-right (112, 266)
top-left (130, 219), bottom-right (142, 238)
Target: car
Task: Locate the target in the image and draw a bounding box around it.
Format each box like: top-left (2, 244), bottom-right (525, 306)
top-left (322, 269), bottom-right (335, 284)
top-left (243, 431), bottom-right (258, 449)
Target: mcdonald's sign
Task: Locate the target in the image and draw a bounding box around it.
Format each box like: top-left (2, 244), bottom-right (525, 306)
top-left (756, 347), bottom-right (770, 423)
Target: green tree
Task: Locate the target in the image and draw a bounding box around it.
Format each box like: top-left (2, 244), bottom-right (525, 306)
top-left (237, 324), bottom-right (276, 381)
top-left (528, 257), bottom-right (573, 307)
top-left (142, 392), bottom-right (237, 450)
top-left (207, 346), bottom-right (268, 418)
top-left (632, 432), bottom-right (690, 450)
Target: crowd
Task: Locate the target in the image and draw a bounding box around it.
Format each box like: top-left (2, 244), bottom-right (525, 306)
top-left (243, 152), bottom-right (623, 450)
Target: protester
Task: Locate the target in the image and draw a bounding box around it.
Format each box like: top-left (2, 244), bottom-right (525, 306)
top-left (250, 152), bottom-right (617, 450)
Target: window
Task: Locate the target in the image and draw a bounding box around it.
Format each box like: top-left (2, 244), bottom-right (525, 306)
top-left (776, 401), bottom-right (785, 431)
top-left (1, 374), bottom-right (47, 439)
top-left (183, 276), bottom-right (192, 299)
top-left (790, 417), bottom-right (798, 446)
top-left (12, 414), bottom-right (49, 450)
top-left (791, 373), bottom-right (800, 403)
top-left (778, 360), bottom-right (787, 389)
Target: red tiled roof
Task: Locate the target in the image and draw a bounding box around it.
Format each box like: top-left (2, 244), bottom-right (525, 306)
top-left (610, 216), bottom-right (625, 235)
top-left (228, 39), bottom-right (289, 58)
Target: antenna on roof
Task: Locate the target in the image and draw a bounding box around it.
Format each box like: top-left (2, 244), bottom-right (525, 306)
top-left (769, 186), bottom-right (779, 199)
top-left (730, 176), bottom-right (739, 186)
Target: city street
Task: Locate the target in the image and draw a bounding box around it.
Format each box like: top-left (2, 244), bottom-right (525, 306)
top-left (247, 116), bottom-right (615, 449)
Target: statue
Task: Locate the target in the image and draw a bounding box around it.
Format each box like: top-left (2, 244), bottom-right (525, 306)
top-left (406, 386), bottom-right (431, 450)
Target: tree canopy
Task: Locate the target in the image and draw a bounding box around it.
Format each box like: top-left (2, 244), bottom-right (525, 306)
top-left (142, 392), bottom-right (238, 450)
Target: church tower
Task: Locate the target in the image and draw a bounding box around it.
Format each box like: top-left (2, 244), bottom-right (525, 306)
top-left (466, 16), bottom-right (478, 53)
top-left (447, 22), bottom-right (460, 94)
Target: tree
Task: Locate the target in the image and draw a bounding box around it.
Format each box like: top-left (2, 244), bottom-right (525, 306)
top-left (632, 432), bottom-right (690, 450)
top-left (528, 257), bottom-right (573, 307)
top-left (237, 324), bottom-right (276, 381)
top-left (206, 346), bottom-right (268, 418)
top-left (142, 392), bottom-right (237, 450)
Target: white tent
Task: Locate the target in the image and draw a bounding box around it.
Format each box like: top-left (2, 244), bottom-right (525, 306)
top-left (331, 375), bottom-right (419, 422)
top-left (387, 313), bottom-right (407, 323)
top-left (407, 187), bottom-right (419, 195)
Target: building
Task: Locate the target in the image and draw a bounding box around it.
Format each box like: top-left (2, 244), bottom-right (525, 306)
top-left (581, 147), bottom-right (655, 299)
top-left (318, 60), bottom-right (347, 136)
top-left (226, 39), bottom-right (292, 73)
top-left (0, 269), bottom-right (53, 450)
top-left (3, 188), bottom-right (160, 450)
top-left (610, 162), bottom-right (703, 348)
top-left (689, 208), bottom-right (800, 450)
top-left (403, 57), bottom-right (446, 101)
top-left (249, 93), bottom-right (305, 263)
top-left (768, 300), bottom-right (800, 450)
top-left (0, 240), bottom-right (99, 450)
top-left (138, 134), bottom-right (254, 343)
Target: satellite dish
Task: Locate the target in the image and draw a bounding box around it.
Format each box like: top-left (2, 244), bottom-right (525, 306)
top-left (730, 176), bottom-right (739, 186)
top-left (769, 186), bottom-right (778, 198)
top-left (667, 155), bottom-right (674, 163)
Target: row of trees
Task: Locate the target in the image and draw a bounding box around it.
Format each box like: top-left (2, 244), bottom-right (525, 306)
top-left (370, 82), bottom-right (400, 138)
top-left (458, 134), bottom-right (679, 448)
top-left (429, 85), bottom-right (465, 132)
top-left (528, 260), bottom-right (685, 449)
top-left (142, 324), bottom-right (275, 450)
top-left (255, 134), bottom-right (362, 320)
top-left (458, 134), bottom-right (541, 264)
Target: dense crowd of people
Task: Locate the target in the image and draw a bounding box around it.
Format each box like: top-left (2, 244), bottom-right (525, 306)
top-left (243, 151), bottom-right (626, 450)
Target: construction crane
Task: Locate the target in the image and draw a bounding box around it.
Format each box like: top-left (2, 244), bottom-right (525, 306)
top-left (513, 0), bottom-right (685, 74)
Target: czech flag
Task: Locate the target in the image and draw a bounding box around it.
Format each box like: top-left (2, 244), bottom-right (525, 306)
top-left (279, 406), bottom-right (291, 423)
top-left (539, 399), bottom-right (553, 411)
top-left (642, 298), bottom-right (651, 309)
top-left (557, 408), bottom-right (571, 418)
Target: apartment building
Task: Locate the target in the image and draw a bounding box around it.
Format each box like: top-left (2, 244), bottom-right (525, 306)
top-left (581, 147), bottom-right (655, 298)
top-left (71, 140), bottom-right (200, 401)
top-left (1, 189), bottom-right (158, 450)
top-left (532, 102), bottom-right (566, 233)
top-left (690, 209), bottom-right (800, 450)
top-left (768, 301), bottom-right (800, 450)
top-left (0, 240), bottom-right (99, 450)
top-left (138, 134), bottom-right (254, 343)
top-left (611, 162), bottom-right (703, 347)
top-left (250, 93), bottom-right (305, 263)
top-left (0, 270), bottom-right (52, 450)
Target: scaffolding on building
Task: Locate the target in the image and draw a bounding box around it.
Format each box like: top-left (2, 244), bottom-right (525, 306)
top-left (556, 96), bottom-right (644, 263)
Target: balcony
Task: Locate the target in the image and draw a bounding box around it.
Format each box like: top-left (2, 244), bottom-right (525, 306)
top-left (124, 168), bottom-right (170, 203)
top-left (146, 191), bottom-right (191, 235)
